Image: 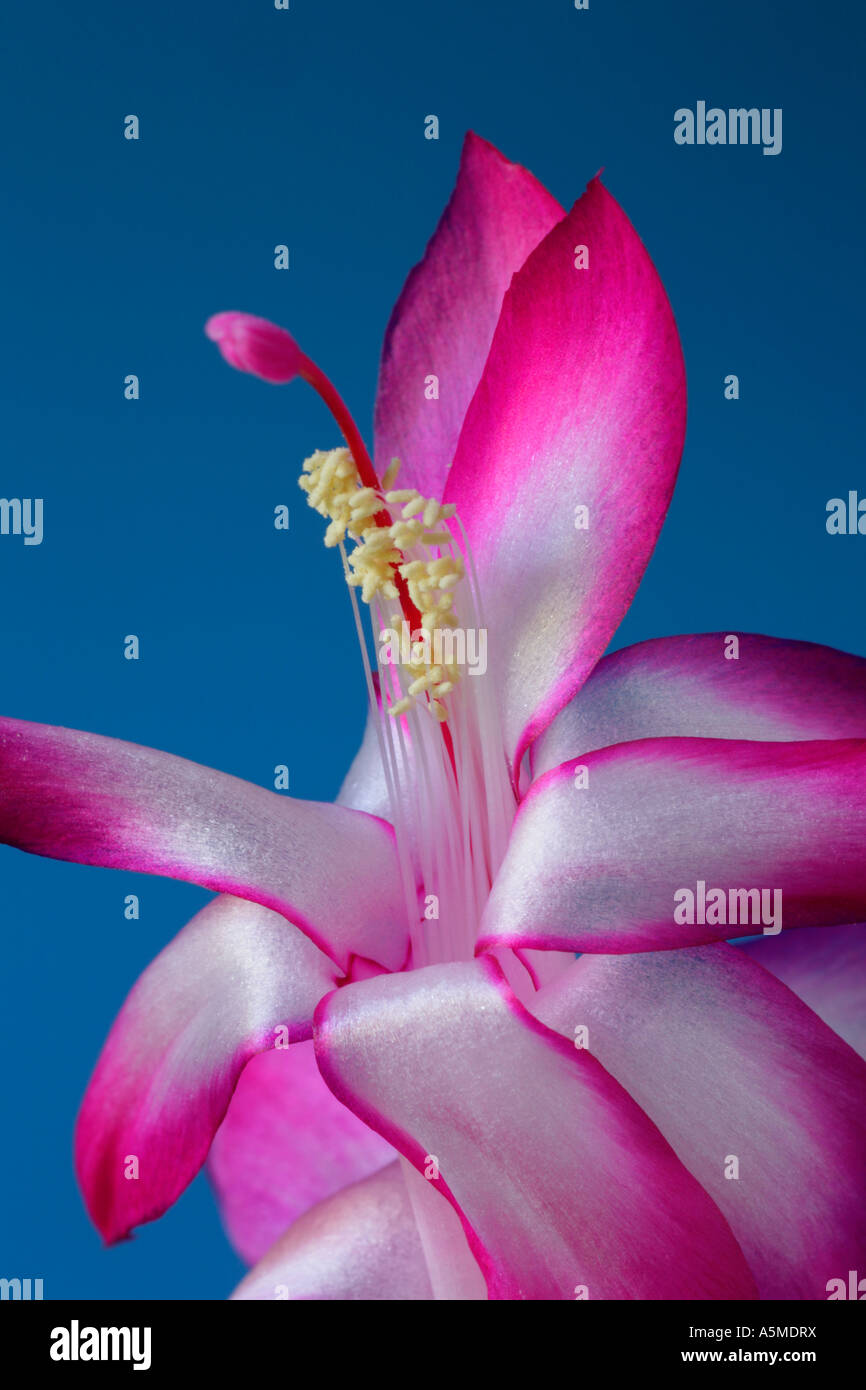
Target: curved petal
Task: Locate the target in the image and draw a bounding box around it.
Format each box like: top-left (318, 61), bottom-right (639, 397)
top-left (374, 132), bottom-right (564, 502)
top-left (534, 945), bottom-right (866, 1300)
top-left (739, 923), bottom-right (866, 1060)
top-left (231, 1162), bottom-right (433, 1301)
top-left (444, 177), bottom-right (686, 771)
top-left (314, 958), bottom-right (757, 1300)
top-left (208, 1040), bottom-right (394, 1266)
top-left (0, 716), bottom-right (407, 971)
top-left (75, 894), bottom-right (339, 1245)
top-left (481, 736), bottom-right (866, 954)
top-left (532, 633), bottom-right (866, 780)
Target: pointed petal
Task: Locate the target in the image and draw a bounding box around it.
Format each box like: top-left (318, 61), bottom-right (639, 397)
top-left (208, 1040), bottom-right (394, 1265)
top-left (481, 737), bottom-right (866, 954)
top-left (532, 633), bottom-right (866, 779)
top-left (231, 1162), bottom-right (433, 1301)
top-left (739, 923), bottom-right (866, 1060)
top-left (75, 894), bottom-right (338, 1245)
top-left (314, 959), bottom-right (757, 1300)
top-left (534, 945), bottom-right (866, 1300)
top-left (0, 716), bottom-right (407, 971)
top-left (444, 178), bottom-right (686, 770)
top-left (374, 132), bottom-right (564, 502)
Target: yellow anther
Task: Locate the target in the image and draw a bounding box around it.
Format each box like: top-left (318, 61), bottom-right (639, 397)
top-left (427, 557), bottom-right (456, 578)
top-left (361, 529), bottom-right (397, 554)
top-left (299, 446), bottom-right (470, 723)
top-left (390, 521), bottom-right (424, 548)
top-left (408, 674), bottom-right (434, 696)
top-left (382, 458), bottom-right (401, 490)
top-left (348, 502), bottom-right (380, 526)
top-left (349, 488), bottom-right (378, 509)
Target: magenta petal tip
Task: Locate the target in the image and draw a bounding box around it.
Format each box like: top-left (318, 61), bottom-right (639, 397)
top-left (205, 310), bottom-right (306, 384)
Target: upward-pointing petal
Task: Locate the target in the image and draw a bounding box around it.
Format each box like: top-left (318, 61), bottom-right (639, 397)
top-left (445, 177), bottom-right (686, 772)
top-left (374, 132), bottom-right (564, 502)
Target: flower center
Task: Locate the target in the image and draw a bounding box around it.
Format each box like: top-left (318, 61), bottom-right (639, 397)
top-left (298, 442), bottom-right (515, 967)
top-left (203, 312), bottom-right (517, 966)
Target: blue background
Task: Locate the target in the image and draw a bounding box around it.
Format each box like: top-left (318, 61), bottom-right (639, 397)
top-left (1, 0), bottom-right (863, 1298)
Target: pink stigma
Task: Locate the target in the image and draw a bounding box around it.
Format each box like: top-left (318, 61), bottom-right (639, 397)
top-left (205, 311), bottom-right (308, 384)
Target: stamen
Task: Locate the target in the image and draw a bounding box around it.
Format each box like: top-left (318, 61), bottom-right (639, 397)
top-left (205, 310), bottom-right (518, 966)
top-left (298, 445), bottom-right (472, 727)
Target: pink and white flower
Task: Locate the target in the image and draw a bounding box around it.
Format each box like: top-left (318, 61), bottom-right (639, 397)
top-left (2, 133), bottom-right (864, 1300)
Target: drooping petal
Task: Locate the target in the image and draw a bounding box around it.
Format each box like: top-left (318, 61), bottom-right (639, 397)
top-left (0, 716), bottom-right (407, 971)
top-left (313, 958), bottom-right (757, 1300)
top-left (532, 633), bottom-right (866, 779)
top-left (374, 132), bottom-right (564, 502)
top-left (481, 736), bottom-right (866, 954)
top-left (208, 1040), bottom-right (394, 1266)
top-left (231, 1162), bottom-right (433, 1301)
top-left (739, 924), bottom-right (866, 1060)
top-left (75, 895), bottom-right (339, 1245)
top-left (534, 945), bottom-right (866, 1300)
top-left (444, 178), bottom-right (686, 771)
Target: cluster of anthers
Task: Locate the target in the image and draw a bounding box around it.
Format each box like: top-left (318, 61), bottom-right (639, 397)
top-left (299, 447), bottom-right (465, 722)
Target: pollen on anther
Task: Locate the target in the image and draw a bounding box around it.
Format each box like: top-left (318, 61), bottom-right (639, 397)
top-left (299, 445), bottom-right (469, 723)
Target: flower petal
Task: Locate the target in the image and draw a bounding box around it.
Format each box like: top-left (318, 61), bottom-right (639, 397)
top-left (444, 178), bottom-right (686, 771)
top-left (0, 716), bottom-right (407, 971)
top-left (532, 633), bottom-right (866, 779)
top-left (374, 132), bottom-right (563, 502)
top-left (75, 894), bottom-right (339, 1245)
top-left (208, 1039), bottom-right (394, 1266)
top-left (314, 958), bottom-right (757, 1300)
top-left (231, 1162), bottom-right (433, 1301)
top-left (739, 923), bottom-right (866, 1060)
top-left (481, 737), bottom-right (866, 954)
top-left (534, 945), bottom-right (866, 1299)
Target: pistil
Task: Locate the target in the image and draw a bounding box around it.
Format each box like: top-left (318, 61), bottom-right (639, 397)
top-left (205, 310), bottom-right (517, 964)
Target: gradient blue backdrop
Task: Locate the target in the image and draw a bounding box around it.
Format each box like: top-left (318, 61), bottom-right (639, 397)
top-left (1, 0), bottom-right (863, 1298)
